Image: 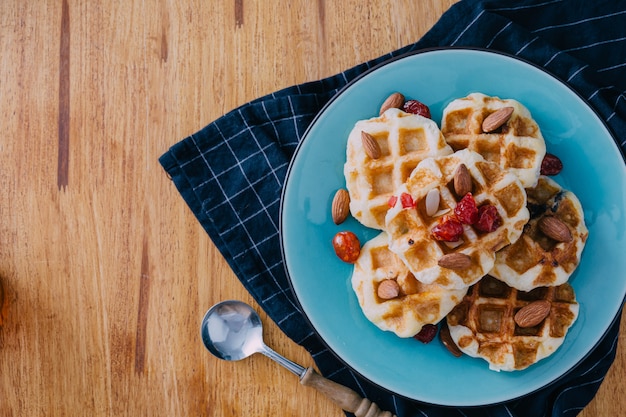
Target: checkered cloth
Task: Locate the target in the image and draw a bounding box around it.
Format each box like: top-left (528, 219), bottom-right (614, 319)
top-left (159, 1), bottom-right (626, 415)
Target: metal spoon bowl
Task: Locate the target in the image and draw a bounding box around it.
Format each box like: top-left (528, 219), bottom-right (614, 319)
top-left (200, 299), bottom-right (303, 375)
top-left (200, 300), bottom-right (395, 417)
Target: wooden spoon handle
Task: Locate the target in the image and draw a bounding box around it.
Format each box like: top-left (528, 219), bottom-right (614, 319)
top-left (299, 367), bottom-right (396, 417)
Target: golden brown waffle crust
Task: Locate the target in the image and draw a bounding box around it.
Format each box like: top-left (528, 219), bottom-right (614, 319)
top-left (344, 108), bottom-right (453, 230)
top-left (351, 232), bottom-right (467, 338)
top-left (384, 149), bottom-right (529, 290)
top-left (490, 176), bottom-right (588, 291)
top-left (446, 277), bottom-right (579, 371)
top-left (441, 92), bottom-right (546, 189)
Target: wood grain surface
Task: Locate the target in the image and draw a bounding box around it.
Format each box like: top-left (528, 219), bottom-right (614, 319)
top-left (0, 1), bottom-right (624, 416)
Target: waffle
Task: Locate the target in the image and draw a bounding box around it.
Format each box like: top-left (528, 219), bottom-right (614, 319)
top-left (351, 232), bottom-right (467, 338)
top-left (446, 275), bottom-right (579, 371)
top-left (384, 149), bottom-right (529, 290)
top-left (441, 93), bottom-right (546, 188)
top-left (344, 108), bottom-right (453, 230)
top-left (490, 176), bottom-right (588, 291)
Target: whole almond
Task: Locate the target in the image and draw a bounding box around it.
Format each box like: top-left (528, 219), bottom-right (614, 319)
top-left (439, 322), bottom-right (463, 357)
top-left (538, 216), bottom-right (572, 242)
top-left (438, 253), bottom-right (471, 270)
top-left (379, 92), bottom-right (405, 115)
top-left (331, 189), bottom-right (350, 225)
top-left (453, 164), bottom-right (472, 197)
top-left (514, 300), bottom-right (551, 328)
top-left (482, 106), bottom-right (514, 132)
top-left (361, 131), bottom-right (382, 159)
top-left (377, 279), bottom-right (400, 300)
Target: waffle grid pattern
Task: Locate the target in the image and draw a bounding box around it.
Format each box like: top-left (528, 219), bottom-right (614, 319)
top-left (447, 276), bottom-right (579, 371)
top-left (345, 108), bottom-right (453, 229)
top-left (385, 149), bottom-right (529, 289)
top-left (441, 92), bottom-right (546, 188)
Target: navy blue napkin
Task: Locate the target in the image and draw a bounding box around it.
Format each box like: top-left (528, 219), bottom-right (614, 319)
top-left (160, 0), bottom-right (626, 415)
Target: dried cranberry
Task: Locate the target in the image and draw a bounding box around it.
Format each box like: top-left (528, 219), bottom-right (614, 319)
top-left (332, 231), bottom-right (361, 263)
top-left (431, 215), bottom-right (464, 242)
top-left (402, 99), bottom-right (431, 119)
top-left (400, 192), bottom-right (415, 208)
top-left (454, 193), bottom-right (479, 225)
top-left (388, 195), bottom-right (398, 208)
top-left (475, 205), bottom-right (502, 233)
top-left (540, 153), bottom-right (563, 175)
top-left (414, 324), bottom-right (438, 343)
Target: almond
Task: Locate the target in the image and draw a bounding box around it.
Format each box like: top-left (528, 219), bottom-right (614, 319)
top-left (379, 92), bottom-right (405, 115)
top-left (425, 188), bottom-right (440, 216)
top-left (453, 164), bottom-right (472, 197)
top-left (438, 253), bottom-right (471, 270)
top-left (514, 300), bottom-right (551, 328)
top-left (482, 106), bottom-right (514, 132)
top-left (377, 279), bottom-right (400, 300)
top-left (538, 216), bottom-right (572, 242)
top-left (331, 189), bottom-right (350, 225)
top-left (361, 131), bottom-right (381, 159)
top-left (439, 322), bottom-right (462, 357)
top-left (444, 238), bottom-right (464, 249)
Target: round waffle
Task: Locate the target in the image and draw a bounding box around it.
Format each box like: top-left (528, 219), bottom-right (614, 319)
top-left (490, 176), bottom-right (588, 291)
top-left (384, 149), bottom-right (529, 290)
top-left (351, 232), bottom-right (467, 338)
top-left (446, 275), bottom-right (579, 371)
top-left (441, 92), bottom-right (546, 188)
top-left (344, 108), bottom-right (453, 230)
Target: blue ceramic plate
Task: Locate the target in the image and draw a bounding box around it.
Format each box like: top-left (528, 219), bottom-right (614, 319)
top-left (280, 48), bottom-right (626, 406)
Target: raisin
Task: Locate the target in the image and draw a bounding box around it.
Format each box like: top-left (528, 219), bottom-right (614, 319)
top-left (540, 153), bottom-right (563, 175)
top-left (332, 231), bottom-right (361, 263)
top-left (400, 192), bottom-right (415, 208)
top-left (454, 193), bottom-right (479, 225)
top-left (414, 324), bottom-right (438, 343)
top-left (431, 215), bottom-right (464, 242)
top-left (475, 205), bottom-right (502, 233)
top-left (402, 99), bottom-right (431, 119)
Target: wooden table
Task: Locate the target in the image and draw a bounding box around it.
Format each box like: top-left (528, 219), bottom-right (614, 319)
top-left (1, 1), bottom-right (624, 415)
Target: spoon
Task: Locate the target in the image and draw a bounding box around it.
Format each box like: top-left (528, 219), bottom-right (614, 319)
top-left (201, 300), bottom-right (396, 417)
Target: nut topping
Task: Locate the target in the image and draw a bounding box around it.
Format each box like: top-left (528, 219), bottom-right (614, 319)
top-left (538, 216), bottom-right (572, 242)
top-left (331, 189), bottom-right (350, 225)
top-left (379, 92), bottom-right (405, 115)
top-left (361, 131), bottom-right (381, 159)
top-left (482, 106), bottom-right (514, 132)
top-left (514, 300), bottom-right (551, 328)
top-left (439, 322), bottom-right (463, 357)
top-left (425, 188), bottom-right (440, 217)
top-left (453, 164), bottom-right (472, 197)
top-left (438, 253), bottom-right (472, 270)
top-left (377, 279), bottom-right (400, 300)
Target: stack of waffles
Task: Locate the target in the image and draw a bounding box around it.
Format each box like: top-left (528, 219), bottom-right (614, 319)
top-left (345, 93), bottom-right (587, 371)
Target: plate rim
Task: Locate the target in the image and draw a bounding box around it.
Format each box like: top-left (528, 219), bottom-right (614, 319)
top-left (279, 46), bottom-right (626, 407)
